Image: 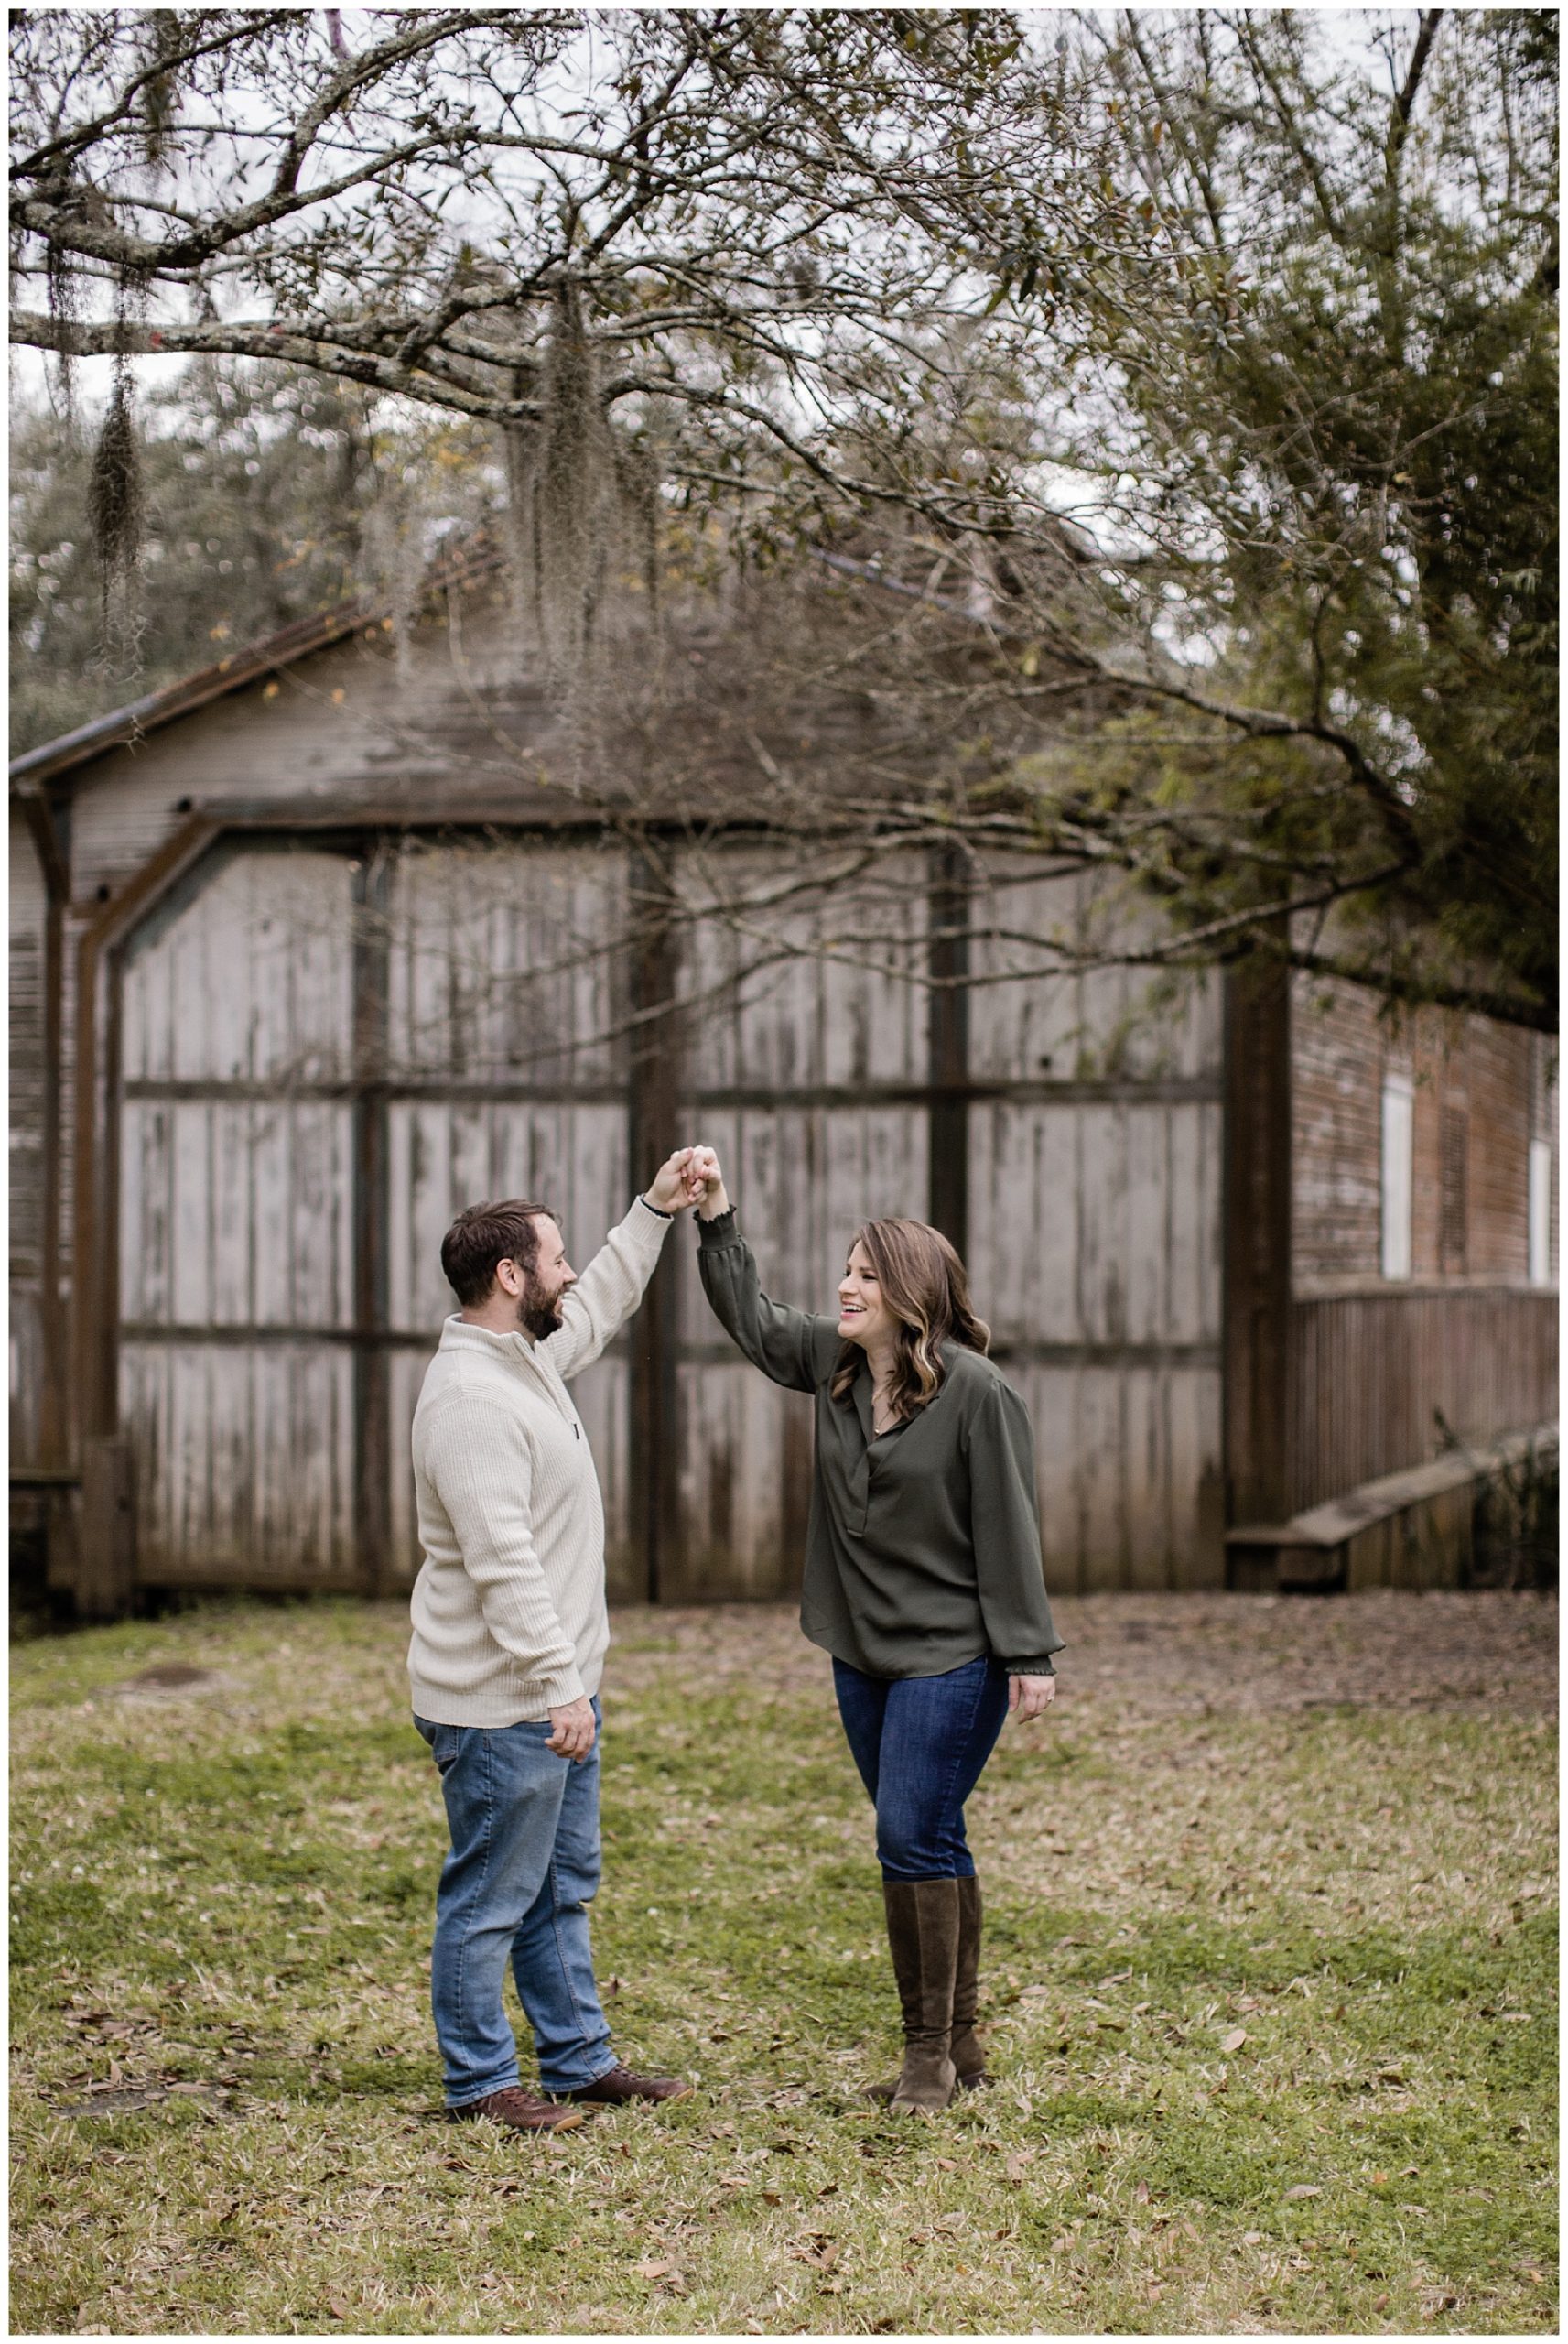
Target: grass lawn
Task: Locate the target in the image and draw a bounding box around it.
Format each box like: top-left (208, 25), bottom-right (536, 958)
top-left (10, 1590), bottom-right (1558, 2335)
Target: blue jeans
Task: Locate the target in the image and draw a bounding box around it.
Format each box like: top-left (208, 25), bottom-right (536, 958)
top-left (832, 1653), bottom-right (1010, 1881)
top-left (415, 1704), bottom-right (617, 2106)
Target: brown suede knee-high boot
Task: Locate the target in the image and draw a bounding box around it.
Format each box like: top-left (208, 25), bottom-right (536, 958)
top-left (869, 1872), bottom-right (988, 2100)
top-left (948, 1873), bottom-right (990, 2089)
top-left (881, 1878), bottom-right (960, 2112)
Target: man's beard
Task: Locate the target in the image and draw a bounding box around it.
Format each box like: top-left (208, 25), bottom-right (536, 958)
top-left (517, 1287), bottom-right (564, 1343)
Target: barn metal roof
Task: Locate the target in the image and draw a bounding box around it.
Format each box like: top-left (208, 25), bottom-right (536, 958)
top-left (8, 537), bottom-right (506, 795)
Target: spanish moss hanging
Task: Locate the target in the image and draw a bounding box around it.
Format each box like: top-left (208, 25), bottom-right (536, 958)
top-left (87, 361), bottom-right (146, 675)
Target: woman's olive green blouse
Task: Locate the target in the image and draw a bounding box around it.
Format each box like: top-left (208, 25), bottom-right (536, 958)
top-left (697, 1210), bottom-right (1063, 1681)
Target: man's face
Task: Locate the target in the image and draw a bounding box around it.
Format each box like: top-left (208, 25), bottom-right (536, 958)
top-left (514, 1215), bottom-right (576, 1341)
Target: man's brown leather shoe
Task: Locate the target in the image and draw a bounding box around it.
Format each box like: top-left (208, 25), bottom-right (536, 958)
top-left (449, 2087), bottom-right (585, 2133)
top-left (562, 2063), bottom-right (692, 2106)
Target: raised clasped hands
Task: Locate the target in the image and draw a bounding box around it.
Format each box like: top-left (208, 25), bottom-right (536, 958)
top-left (643, 1147), bottom-right (706, 1214)
top-left (644, 1145), bottom-right (726, 1217)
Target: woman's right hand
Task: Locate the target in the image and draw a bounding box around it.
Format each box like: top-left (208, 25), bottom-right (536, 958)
top-left (689, 1145), bottom-right (730, 1220)
top-left (1008, 1673), bottom-right (1056, 1722)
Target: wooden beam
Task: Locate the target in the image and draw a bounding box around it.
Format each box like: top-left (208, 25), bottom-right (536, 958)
top-left (12, 786), bottom-right (70, 905)
top-left (625, 845), bottom-right (683, 1605)
top-left (38, 876), bottom-right (68, 1464)
top-left (1222, 954), bottom-right (1293, 1525)
top-left (927, 842), bottom-right (970, 1257)
top-left (351, 842), bottom-right (394, 1597)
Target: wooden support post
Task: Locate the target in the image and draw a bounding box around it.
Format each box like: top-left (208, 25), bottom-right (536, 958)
top-left (16, 787), bottom-right (72, 1466)
top-left (626, 845), bottom-right (683, 1605)
top-left (39, 884), bottom-right (68, 1462)
top-left (351, 842), bottom-right (394, 1596)
top-left (928, 844), bottom-right (970, 1257)
top-left (1222, 953), bottom-right (1293, 1529)
top-left (78, 1436), bottom-right (135, 1621)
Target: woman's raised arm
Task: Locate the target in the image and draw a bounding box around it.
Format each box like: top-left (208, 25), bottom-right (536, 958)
top-left (693, 1156), bottom-right (839, 1394)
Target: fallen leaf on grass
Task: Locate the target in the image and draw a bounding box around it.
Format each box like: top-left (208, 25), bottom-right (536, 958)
top-left (633, 2260), bottom-right (672, 2283)
top-left (1221, 2027), bottom-right (1248, 2053)
top-left (1282, 2184), bottom-right (1322, 2201)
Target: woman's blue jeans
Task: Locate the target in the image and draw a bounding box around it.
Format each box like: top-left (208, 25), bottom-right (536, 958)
top-left (415, 1705), bottom-right (618, 2107)
top-left (831, 1653), bottom-right (1011, 1881)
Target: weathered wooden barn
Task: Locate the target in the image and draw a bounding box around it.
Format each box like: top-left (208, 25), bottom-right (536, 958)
top-left (10, 553), bottom-right (1558, 1613)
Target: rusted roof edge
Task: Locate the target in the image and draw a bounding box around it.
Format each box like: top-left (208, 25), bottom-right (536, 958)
top-left (9, 537), bottom-right (506, 793)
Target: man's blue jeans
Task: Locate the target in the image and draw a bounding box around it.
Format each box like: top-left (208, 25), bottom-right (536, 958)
top-left (832, 1653), bottom-right (1011, 1880)
top-left (415, 1704), bottom-right (618, 2107)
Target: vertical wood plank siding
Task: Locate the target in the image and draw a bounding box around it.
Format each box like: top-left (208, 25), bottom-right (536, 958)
top-left (117, 844), bottom-right (359, 1581)
top-left (667, 842), bottom-right (936, 1600)
top-left (1288, 1291), bottom-right (1559, 1514)
top-left (380, 837), bottom-right (633, 1590)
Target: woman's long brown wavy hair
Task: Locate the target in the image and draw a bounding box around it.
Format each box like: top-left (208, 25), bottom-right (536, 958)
top-left (829, 1217), bottom-right (989, 1421)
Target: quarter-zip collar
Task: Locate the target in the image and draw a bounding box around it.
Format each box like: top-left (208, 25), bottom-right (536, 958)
top-left (437, 1314), bottom-right (579, 1436)
top-left (439, 1313), bottom-right (538, 1364)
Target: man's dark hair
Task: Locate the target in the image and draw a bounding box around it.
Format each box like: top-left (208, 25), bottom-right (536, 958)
top-left (440, 1199), bottom-right (559, 1308)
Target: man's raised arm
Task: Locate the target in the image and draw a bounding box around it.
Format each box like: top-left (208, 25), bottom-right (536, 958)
top-left (542, 1148), bottom-right (704, 1381)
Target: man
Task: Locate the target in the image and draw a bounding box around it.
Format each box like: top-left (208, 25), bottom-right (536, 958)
top-left (408, 1152), bottom-right (705, 2133)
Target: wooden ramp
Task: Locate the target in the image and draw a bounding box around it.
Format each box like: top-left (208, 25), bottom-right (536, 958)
top-left (1226, 1421), bottom-right (1558, 1592)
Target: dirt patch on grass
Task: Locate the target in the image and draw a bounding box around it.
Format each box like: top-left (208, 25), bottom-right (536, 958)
top-left (608, 1589), bottom-right (1558, 1718)
top-left (108, 1663), bottom-right (234, 1702)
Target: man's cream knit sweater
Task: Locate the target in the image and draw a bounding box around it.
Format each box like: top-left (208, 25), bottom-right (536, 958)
top-left (407, 1198), bottom-right (671, 1726)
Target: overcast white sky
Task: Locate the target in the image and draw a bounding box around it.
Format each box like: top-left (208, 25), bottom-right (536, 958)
top-left (9, 5), bottom-right (1416, 426)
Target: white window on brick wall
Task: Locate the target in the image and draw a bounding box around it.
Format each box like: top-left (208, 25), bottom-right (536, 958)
top-left (1380, 1071), bottom-right (1414, 1281)
top-left (1528, 1139), bottom-right (1553, 1286)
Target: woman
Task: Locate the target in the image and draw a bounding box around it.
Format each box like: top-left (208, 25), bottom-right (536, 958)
top-left (688, 1149), bottom-right (1062, 2113)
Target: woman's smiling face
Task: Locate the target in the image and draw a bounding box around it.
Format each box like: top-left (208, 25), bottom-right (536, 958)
top-left (838, 1240), bottom-right (896, 1351)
